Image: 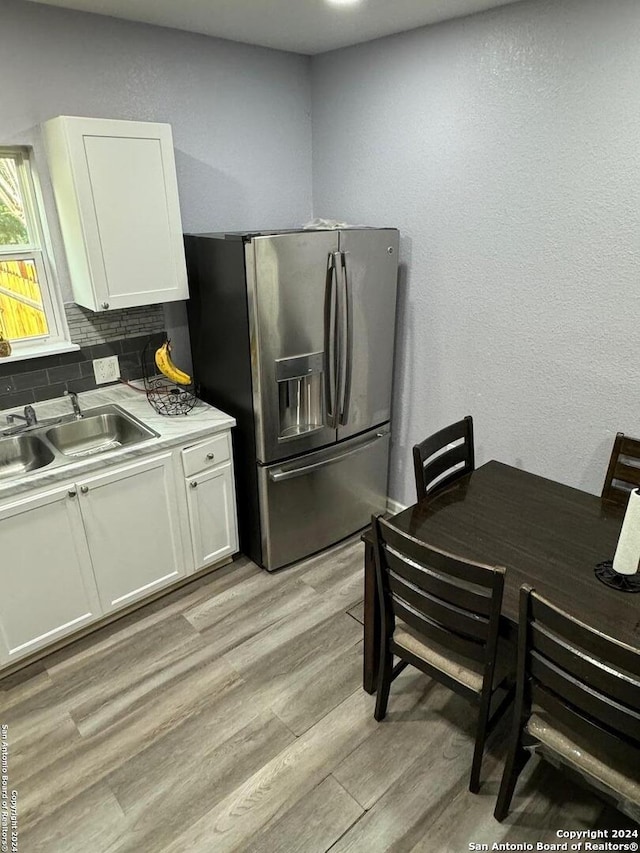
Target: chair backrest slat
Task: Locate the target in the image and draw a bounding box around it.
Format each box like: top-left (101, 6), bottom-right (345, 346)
top-left (531, 682), bottom-right (639, 759)
top-left (392, 598), bottom-right (486, 663)
top-left (523, 588), bottom-right (640, 749)
top-left (529, 651), bottom-right (640, 743)
top-left (601, 432), bottom-right (640, 505)
top-left (613, 462), bottom-right (640, 487)
top-left (413, 416), bottom-right (474, 501)
top-left (389, 571), bottom-right (489, 642)
top-left (421, 443), bottom-right (468, 491)
top-left (530, 623), bottom-right (640, 709)
top-left (529, 593), bottom-right (640, 677)
top-left (382, 521), bottom-right (494, 588)
top-left (385, 547), bottom-right (493, 616)
top-left (374, 515), bottom-right (504, 671)
top-left (417, 419), bottom-right (473, 458)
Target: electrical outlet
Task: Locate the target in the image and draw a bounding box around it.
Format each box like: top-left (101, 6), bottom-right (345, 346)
top-left (93, 355), bottom-right (120, 385)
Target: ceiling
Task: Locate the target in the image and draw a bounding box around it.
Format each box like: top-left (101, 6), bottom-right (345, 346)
top-left (26, 0), bottom-right (524, 55)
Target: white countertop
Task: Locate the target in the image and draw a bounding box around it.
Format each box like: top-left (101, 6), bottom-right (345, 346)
top-left (0, 383), bottom-right (235, 501)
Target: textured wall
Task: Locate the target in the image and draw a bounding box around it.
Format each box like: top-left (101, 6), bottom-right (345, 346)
top-left (3, 0), bottom-right (639, 505)
top-left (311, 0), bottom-right (640, 505)
top-left (0, 0), bottom-right (313, 365)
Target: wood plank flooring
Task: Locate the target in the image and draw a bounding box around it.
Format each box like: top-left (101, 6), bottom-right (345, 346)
top-left (1, 536), bottom-right (636, 852)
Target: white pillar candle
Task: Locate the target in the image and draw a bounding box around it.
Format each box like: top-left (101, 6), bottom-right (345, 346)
top-left (613, 488), bottom-right (640, 575)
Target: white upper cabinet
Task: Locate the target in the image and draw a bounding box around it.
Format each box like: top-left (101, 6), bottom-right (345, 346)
top-left (42, 116), bottom-right (188, 311)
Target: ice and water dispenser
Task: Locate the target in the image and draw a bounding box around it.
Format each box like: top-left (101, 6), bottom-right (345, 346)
top-left (276, 351), bottom-right (324, 440)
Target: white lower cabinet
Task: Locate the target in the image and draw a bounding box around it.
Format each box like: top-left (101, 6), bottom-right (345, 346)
top-left (0, 428), bottom-right (238, 671)
top-left (77, 453), bottom-right (185, 613)
top-left (185, 461), bottom-right (238, 570)
top-left (0, 484), bottom-right (101, 665)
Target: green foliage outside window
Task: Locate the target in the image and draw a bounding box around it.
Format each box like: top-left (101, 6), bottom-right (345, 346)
top-left (0, 156), bottom-right (29, 247)
top-left (0, 203), bottom-right (28, 245)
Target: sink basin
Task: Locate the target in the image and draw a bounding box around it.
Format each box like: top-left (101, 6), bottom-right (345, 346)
top-left (46, 406), bottom-right (158, 458)
top-left (0, 434), bottom-right (56, 480)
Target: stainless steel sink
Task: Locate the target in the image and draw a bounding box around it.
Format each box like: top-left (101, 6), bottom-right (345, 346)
top-left (0, 434), bottom-right (56, 480)
top-left (0, 403), bottom-right (159, 482)
top-left (45, 406), bottom-right (158, 458)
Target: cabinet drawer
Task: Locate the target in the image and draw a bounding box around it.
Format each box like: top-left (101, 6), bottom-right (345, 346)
top-left (182, 432), bottom-right (231, 478)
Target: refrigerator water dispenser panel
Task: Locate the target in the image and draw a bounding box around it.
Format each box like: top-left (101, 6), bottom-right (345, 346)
top-left (276, 352), bottom-right (324, 440)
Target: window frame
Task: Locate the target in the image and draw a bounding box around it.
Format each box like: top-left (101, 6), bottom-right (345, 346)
top-left (0, 146), bottom-right (75, 361)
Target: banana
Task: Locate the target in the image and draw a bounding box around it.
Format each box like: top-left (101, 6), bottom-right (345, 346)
top-left (155, 340), bottom-right (192, 386)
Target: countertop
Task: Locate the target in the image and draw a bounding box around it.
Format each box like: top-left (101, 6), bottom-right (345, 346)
top-left (0, 383), bottom-right (235, 501)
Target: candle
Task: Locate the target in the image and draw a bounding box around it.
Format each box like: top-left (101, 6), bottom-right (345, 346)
top-left (612, 489), bottom-right (640, 575)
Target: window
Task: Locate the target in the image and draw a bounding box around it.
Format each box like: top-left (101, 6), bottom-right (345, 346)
top-left (0, 148), bottom-right (71, 359)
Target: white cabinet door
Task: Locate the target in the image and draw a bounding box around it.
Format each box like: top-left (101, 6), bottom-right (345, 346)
top-left (186, 462), bottom-right (238, 570)
top-left (42, 116), bottom-right (188, 311)
top-left (77, 453), bottom-right (185, 613)
top-left (0, 484), bottom-right (101, 665)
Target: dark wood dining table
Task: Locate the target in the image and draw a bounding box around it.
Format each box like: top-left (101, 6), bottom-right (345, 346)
top-left (362, 460), bottom-right (640, 694)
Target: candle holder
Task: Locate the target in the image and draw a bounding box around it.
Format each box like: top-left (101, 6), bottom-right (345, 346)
top-left (594, 561), bottom-right (640, 593)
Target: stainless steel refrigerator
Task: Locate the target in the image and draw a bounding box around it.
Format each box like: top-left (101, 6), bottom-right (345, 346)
top-left (185, 227), bottom-right (399, 571)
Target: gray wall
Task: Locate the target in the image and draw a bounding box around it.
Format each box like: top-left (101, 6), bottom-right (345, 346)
top-left (0, 0), bottom-right (313, 365)
top-left (311, 0), bottom-right (640, 505)
top-left (3, 0), bottom-right (639, 505)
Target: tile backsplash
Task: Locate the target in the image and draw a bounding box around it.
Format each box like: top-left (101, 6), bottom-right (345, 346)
top-left (65, 304), bottom-right (165, 347)
top-left (0, 304), bottom-right (167, 409)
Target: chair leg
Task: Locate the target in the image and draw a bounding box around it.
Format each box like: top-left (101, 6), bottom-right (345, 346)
top-left (374, 650), bottom-right (394, 721)
top-left (469, 696), bottom-right (492, 794)
top-left (494, 736), bottom-right (530, 822)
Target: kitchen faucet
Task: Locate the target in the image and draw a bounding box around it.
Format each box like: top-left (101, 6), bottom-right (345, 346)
top-left (65, 389), bottom-right (83, 419)
top-left (6, 405), bottom-right (38, 427)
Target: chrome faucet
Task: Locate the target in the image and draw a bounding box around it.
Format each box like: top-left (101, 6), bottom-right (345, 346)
top-left (6, 405), bottom-right (38, 427)
top-left (65, 389), bottom-right (83, 420)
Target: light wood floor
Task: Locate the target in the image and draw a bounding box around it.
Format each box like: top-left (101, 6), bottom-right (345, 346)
top-left (1, 536), bottom-right (635, 852)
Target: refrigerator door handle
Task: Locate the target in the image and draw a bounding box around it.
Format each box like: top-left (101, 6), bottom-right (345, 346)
top-left (338, 250), bottom-right (353, 426)
top-left (324, 252), bottom-right (339, 428)
top-left (269, 430), bottom-right (388, 482)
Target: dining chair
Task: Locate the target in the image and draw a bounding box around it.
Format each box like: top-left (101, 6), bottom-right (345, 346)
top-left (413, 415), bottom-right (474, 502)
top-left (494, 586), bottom-right (640, 824)
top-left (371, 513), bottom-right (515, 793)
top-left (601, 431), bottom-right (640, 505)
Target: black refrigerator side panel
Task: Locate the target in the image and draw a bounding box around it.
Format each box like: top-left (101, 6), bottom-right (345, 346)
top-left (184, 234), bottom-right (262, 566)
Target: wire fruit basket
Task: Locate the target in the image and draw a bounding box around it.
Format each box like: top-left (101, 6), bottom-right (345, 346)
top-left (142, 339), bottom-right (197, 416)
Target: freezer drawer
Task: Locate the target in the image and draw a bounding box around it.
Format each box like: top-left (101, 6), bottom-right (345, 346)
top-left (258, 426), bottom-right (390, 571)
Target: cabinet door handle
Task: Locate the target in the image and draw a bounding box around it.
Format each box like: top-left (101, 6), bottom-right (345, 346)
top-left (190, 481), bottom-right (198, 488)
top-left (68, 490), bottom-right (77, 498)
top-left (206, 453), bottom-right (215, 460)
top-left (80, 486), bottom-right (89, 494)
top-left (101, 302), bottom-right (110, 310)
